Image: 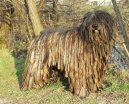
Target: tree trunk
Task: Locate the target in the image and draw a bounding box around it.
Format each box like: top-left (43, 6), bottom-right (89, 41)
top-left (111, 0), bottom-right (129, 57)
top-left (25, 0), bottom-right (43, 36)
top-left (12, 0), bottom-right (34, 40)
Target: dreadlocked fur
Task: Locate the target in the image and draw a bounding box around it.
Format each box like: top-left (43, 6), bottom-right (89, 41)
top-left (22, 10), bottom-right (115, 98)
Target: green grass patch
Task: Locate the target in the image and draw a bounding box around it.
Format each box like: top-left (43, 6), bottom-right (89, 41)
top-left (105, 68), bottom-right (129, 92)
top-left (106, 79), bottom-right (129, 92)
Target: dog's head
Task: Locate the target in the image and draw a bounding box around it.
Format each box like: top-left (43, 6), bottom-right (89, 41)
top-left (80, 10), bottom-right (115, 43)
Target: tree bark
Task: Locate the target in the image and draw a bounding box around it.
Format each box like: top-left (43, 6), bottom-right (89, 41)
top-left (111, 0), bottom-right (129, 57)
top-left (12, 0), bottom-right (34, 40)
top-left (25, 0), bottom-right (43, 36)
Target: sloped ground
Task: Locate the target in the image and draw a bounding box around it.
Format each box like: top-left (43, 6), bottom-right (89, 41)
top-left (0, 48), bottom-right (129, 104)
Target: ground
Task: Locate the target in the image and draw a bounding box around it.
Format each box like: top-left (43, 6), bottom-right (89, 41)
top-left (0, 48), bottom-right (129, 104)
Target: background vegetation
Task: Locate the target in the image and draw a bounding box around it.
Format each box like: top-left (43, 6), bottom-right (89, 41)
top-left (0, 0), bottom-right (129, 104)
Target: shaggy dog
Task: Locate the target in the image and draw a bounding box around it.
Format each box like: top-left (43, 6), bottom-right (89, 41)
top-left (22, 10), bottom-right (115, 98)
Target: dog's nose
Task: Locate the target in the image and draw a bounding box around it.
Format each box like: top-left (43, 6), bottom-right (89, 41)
top-left (92, 24), bottom-right (99, 33)
top-left (92, 24), bottom-right (98, 30)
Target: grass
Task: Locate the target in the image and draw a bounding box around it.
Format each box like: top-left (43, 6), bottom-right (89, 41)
top-left (105, 67), bottom-right (129, 92)
top-left (0, 48), bottom-right (129, 104)
top-left (105, 78), bottom-right (129, 92)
